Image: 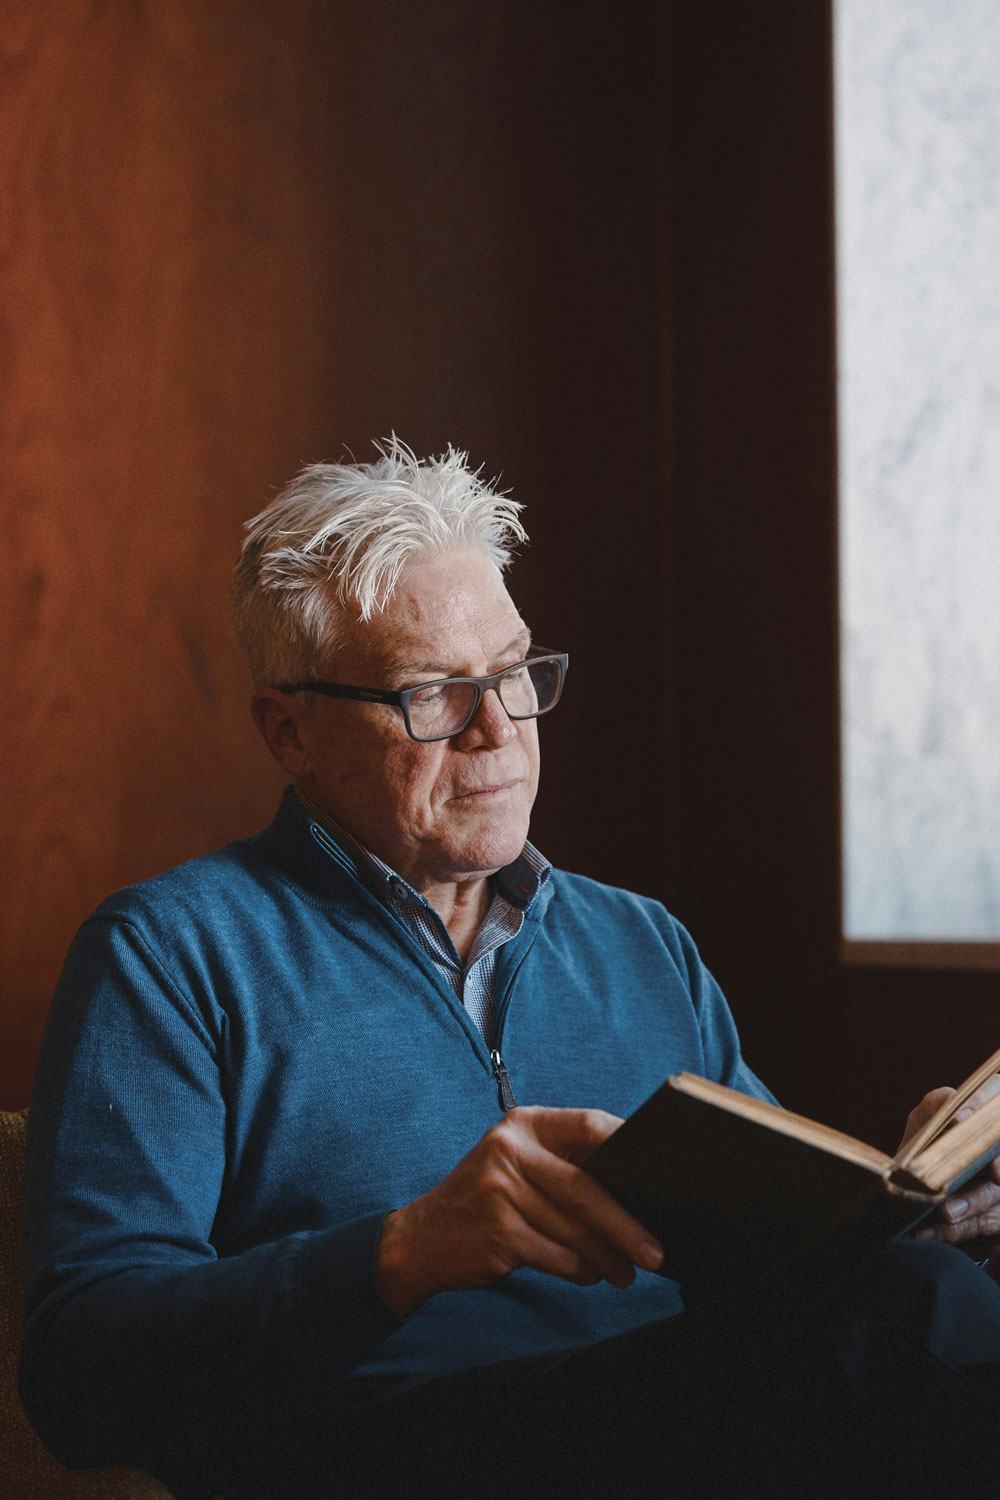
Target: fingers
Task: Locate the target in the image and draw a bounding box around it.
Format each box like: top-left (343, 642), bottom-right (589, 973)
top-left (477, 1163), bottom-right (643, 1289)
top-left (517, 1135), bottom-right (664, 1272)
top-left (486, 1106), bottom-right (664, 1275)
top-left (914, 1178), bottom-right (1000, 1247)
top-left (942, 1178), bottom-right (1000, 1224)
top-left (387, 1105), bottom-right (667, 1308)
top-left (512, 1221), bottom-right (605, 1287)
top-left (514, 1175), bottom-right (638, 1289)
top-left (915, 1213), bottom-right (1000, 1247)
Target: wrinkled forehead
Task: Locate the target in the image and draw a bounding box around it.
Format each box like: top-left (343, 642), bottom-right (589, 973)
top-left (331, 546), bottom-right (529, 677)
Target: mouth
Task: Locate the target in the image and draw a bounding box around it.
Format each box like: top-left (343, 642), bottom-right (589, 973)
top-left (451, 779), bottom-right (521, 801)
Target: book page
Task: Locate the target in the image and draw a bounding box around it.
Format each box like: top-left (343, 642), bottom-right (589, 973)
top-left (902, 1090), bottom-right (1000, 1195)
top-left (893, 1043), bottom-right (1000, 1172)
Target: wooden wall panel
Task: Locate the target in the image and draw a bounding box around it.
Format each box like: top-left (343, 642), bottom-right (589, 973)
top-left (1, 2), bottom-right (670, 1106)
top-left (1, 3), bottom-right (344, 1105)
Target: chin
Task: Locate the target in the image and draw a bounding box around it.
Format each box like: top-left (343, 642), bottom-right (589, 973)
top-left (453, 816), bottom-right (531, 875)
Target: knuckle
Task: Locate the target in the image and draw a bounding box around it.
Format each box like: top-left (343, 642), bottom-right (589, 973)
top-left (478, 1160), bottom-right (513, 1202)
top-left (573, 1110), bottom-right (619, 1154)
top-left (564, 1165), bottom-right (592, 1209)
top-left (487, 1107), bottom-right (538, 1156)
top-left (484, 1208), bottom-right (518, 1252)
top-left (480, 1201), bottom-right (524, 1251)
top-left (483, 1120), bottom-right (519, 1165)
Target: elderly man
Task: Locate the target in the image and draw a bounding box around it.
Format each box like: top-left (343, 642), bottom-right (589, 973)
top-left (21, 443), bottom-right (1000, 1499)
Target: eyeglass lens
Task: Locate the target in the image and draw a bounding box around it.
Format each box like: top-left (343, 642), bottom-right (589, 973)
top-left (407, 658), bottom-right (562, 739)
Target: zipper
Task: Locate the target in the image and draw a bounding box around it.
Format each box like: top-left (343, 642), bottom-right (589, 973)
top-left (486, 920), bottom-right (545, 1112)
top-left (491, 1049), bottom-right (517, 1111)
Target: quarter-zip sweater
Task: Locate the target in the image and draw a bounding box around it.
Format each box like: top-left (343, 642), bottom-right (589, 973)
top-left (21, 789), bottom-right (774, 1499)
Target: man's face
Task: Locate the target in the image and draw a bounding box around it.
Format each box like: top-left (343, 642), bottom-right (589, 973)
top-left (289, 547), bottom-right (540, 891)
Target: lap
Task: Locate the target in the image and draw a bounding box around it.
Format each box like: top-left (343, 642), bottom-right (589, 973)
top-left (272, 1242), bottom-right (1000, 1500)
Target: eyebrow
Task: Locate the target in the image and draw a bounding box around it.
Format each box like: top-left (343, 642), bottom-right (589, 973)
top-left (384, 628), bottom-right (532, 682)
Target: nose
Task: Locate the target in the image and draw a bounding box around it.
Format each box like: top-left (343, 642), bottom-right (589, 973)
top-left (457, 685), bottom-right (517, 748)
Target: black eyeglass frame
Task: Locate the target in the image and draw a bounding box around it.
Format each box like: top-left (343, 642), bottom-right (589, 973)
top-left (277, 646), bottom-right (569, 742)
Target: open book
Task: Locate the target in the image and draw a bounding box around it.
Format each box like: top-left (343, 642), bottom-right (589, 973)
top-left (586, 1045), bottom-right (1000, 1293)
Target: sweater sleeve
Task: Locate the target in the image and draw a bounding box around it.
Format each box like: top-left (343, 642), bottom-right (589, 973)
top-left (19, 915), bottom-right (400, 1498)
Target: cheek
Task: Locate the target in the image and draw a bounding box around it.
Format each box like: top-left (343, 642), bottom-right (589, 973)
top-left (391, 745), bottom-right (449, 818)
top-left (314, 720), bottom-right (423, 807)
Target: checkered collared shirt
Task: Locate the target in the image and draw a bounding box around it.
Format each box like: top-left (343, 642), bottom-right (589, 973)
top-left (297, 791), bottom-right (550, 1048)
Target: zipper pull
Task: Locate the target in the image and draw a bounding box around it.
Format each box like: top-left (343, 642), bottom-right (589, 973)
top-left (490, 1048), bottom-right (517, 1111)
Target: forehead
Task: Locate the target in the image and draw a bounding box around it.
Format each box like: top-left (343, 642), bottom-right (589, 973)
top-left (348, 547), bottom-right (528, 674)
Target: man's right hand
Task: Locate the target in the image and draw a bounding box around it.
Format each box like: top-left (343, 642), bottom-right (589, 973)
top-left (374, 1105), bottom-right (665, 1317)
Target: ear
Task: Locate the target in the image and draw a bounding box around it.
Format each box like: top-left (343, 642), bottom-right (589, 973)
top-left (251, 690), bottom-right (313, 778)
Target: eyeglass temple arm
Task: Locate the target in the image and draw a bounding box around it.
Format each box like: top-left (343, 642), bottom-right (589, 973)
top-left (277, 682), bottom-right (403, 705)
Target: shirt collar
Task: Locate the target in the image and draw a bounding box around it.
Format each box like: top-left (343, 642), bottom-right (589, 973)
top-left (294, 786), bottom-right (551, 913)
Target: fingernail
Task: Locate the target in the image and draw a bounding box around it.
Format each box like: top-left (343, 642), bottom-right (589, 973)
top-left (637, 1241), bottom-right (664, 1271)
top-left (945, 1198), bottom-right (969, 1221)
top-left (912, 1227), bottom-right (935, 1240)
top-left (956, 1108), bottom-right (973, 1122)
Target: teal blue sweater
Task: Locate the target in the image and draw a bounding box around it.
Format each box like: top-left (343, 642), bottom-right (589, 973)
top-left (21, 790), bottom-right (773, 1498)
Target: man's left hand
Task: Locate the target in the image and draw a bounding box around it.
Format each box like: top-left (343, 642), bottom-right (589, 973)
top-left (899, 1075), bottom-right (1000, 1255)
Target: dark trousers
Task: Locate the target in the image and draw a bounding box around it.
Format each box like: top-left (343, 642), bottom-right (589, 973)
top-left (273, 1242), bottom-right (1000, 1499)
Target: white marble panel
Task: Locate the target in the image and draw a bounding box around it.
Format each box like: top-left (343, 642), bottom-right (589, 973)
top-left (836, 0), bottom-right (1000, 939)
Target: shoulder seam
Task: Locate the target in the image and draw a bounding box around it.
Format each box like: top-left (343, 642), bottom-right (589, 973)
top-left (85, 914), bottom-right (219, 1055)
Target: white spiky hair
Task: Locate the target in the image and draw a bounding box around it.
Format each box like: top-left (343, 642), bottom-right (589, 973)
top-left (231, 437), bottom-right (528, 686)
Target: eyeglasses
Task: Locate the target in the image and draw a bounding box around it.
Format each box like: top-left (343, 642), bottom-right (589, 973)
top-left (278, 647), bottom-right (568, 742)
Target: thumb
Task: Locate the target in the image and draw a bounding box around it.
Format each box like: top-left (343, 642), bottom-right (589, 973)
top-left (514, 1105), bottom-right (625, 1163)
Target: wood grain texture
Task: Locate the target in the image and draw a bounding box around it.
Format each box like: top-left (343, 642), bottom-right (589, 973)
top-left (1, 1), bottom-right (671, 1106)
top-left (0, 2), bottom-right (345, 1104)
